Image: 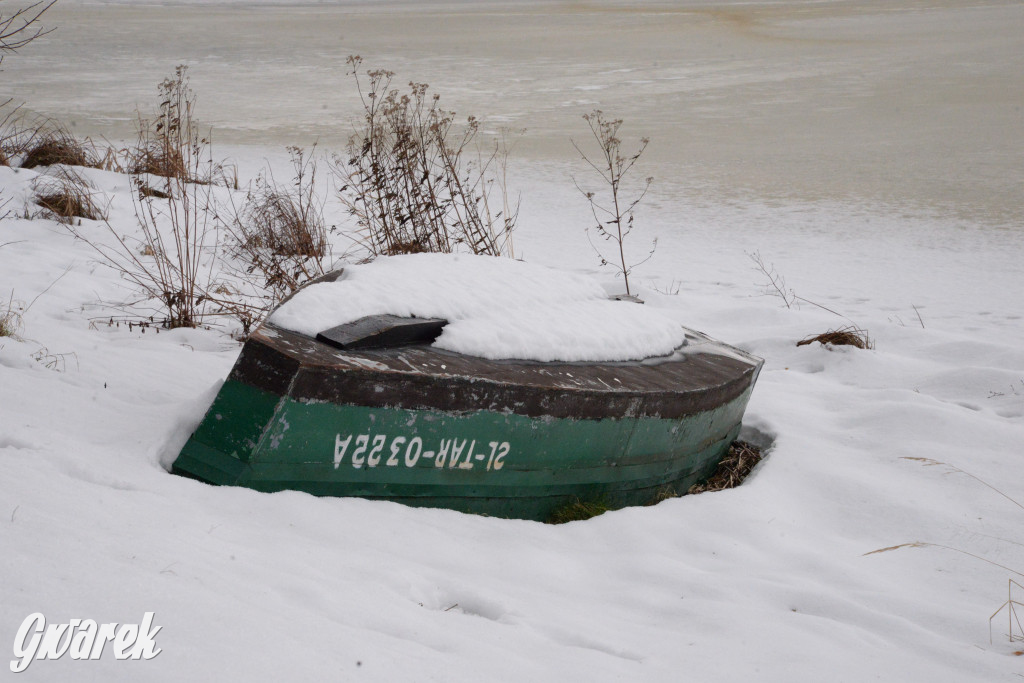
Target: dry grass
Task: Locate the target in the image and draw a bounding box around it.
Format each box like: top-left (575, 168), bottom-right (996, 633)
top-left (688, 441), bottom-right (765, 494)
top-left (547, 498), bottom-right (610, 524)
top-left (865, 457), bottom-right (1024, 643)
top-left (126, 138), bottom-right (188, 179)
top-left (797, 326), bottom-right (873, 350)
top-left (94, 146), bottom-right (123, 173)
top-left (21, 124), bottom-right (97, 169)
top-left (222, 145), bottom-right (329, 312)
top-left (239, 184), bottom-right (325, 259)
top-left (0, 296), bottom-right (22, 338)
top-left (549, 440), bottom-right (766, 520)
top-left (32, 167), bottom-right (106, 223)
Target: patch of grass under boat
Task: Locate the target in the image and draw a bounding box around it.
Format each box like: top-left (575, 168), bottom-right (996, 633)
top-left (688, 440), bottom-right (764, 494)
top-left (547, 498), bottom-right (610, 524)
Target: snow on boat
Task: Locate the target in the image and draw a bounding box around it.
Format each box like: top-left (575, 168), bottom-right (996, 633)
top-left (172, 255), bottom-right (763, 521)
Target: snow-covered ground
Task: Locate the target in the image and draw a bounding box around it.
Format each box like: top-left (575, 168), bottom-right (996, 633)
top-left (2, 1), bottom-right (1023, 680)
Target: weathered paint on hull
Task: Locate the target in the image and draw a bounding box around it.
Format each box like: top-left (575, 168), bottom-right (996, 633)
top-left (173, 324), bottom-right (762, 521)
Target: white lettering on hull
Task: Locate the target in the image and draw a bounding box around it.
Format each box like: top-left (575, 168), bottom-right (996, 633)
top-left (334, 432), bottom-right (511, 471)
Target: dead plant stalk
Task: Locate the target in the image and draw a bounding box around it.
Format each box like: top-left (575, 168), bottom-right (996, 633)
top-left (866, 457), bottom-right (1024, 643)
top-left (67, 66), bottom-right (227, 329)
top-left (572, 110), bottom-right (654, 297)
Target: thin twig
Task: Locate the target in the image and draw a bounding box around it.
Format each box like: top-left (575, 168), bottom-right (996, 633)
top-left (902, 457), bottom-right (1024, 514)
top-left (912, 304), bottom-right (925, 329)
top-left (865, 542), bottom-right (1024, 579)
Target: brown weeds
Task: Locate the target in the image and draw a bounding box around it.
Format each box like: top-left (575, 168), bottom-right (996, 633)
top-left (335, 56), bottom-right (517, 259)
top-left (137, 183), bottom-right (170, 200)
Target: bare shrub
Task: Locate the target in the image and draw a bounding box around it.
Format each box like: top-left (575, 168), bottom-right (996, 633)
top-left (125, 66), bottom-right (217, 328)
top-left (0, 1), bottom-right (54, 164)
top-left (67, 66), bottom-right (232, 330)
top-left (126, 65), bottom-right (234, 188)
top-left (335, 55), bottom-right (517, 259)
top-left (32, 166), bottom-right (106, 223)
top-left (0, 1), bottom-right (55, 67)
top-left (222, 145), bottom-right (330, 309)
top-left (572, 110), bottom-right (654, 297)
top-left (126, 65), bottom-right (195, 182)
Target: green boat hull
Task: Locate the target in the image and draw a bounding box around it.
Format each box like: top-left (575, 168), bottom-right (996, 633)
top-left (173, 324), bottom-right (762, 521)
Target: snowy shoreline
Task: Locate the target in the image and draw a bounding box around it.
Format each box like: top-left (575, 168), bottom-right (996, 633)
top-left (3, 144), bottom-right (1023, 680)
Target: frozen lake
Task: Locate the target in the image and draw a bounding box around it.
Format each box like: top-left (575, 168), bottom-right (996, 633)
top-left (4, 0), bottom-right (1023, 224)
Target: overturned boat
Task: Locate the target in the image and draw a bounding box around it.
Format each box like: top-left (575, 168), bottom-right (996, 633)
top-left (172, 256), bottom-right (763, 521)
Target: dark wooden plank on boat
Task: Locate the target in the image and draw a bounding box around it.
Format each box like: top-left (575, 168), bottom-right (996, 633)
top-left (316, 315), bottom-right (449, 350)
top-left (238, 324), bottom-right (761, 420)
